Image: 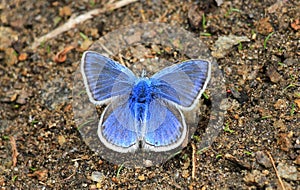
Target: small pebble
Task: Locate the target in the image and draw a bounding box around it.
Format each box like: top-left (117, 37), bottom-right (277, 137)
top-left (211, 35), bottom-right (250, 58)
top-left (256, 151), bottom-right (272, 168)
top-left (187, 5), bottom-right (203, 29)
top-left (277, 162), bottom-right (298, 181)
top-left (294, 155), bottom-right (300, 165)
top-left (182, 170), bottom-right (189, 178)
top-left (138, 175), bottom-right (145, 181)
top-left (266, 66), bottom-right (281, 83)
top-left (16, 90), bottom-right (30, 105)
top-left (57, 135), bottom-right (66, 146)
top-left (274, 99), bottom-right (286, 110)
top-left (273, 120), bottom-right (286, 132)
top-left (243, 170), bottom-right (267, 188)
top-left (91, 171), bottom-right (104, 183)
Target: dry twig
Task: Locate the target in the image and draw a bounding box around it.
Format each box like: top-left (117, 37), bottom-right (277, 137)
top-left (191, 143), bottom-right (196, 179)
top-left (53, 45), bottom-right (76, 63)
top-left (266, 151), bottom-right (286, 190)
top-left (10, 136), bottom-right (19, 167)
top-left (30, 0), bottom-right (138, 49)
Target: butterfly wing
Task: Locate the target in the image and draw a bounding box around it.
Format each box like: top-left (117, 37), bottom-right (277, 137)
top-left (98, 96), bottom-right (139, 153)
top-left (143, 99), bottom-right (187, 152)
top-left (151, 60), bottom-right (211, 110)
top-left (81, 51), bottom-right (137, 104)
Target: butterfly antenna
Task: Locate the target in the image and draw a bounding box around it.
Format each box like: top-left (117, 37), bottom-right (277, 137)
top-left (141, 69), bottom-right (147, 77)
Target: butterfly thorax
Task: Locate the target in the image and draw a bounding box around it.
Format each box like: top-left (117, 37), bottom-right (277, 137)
top-left (129, 78), bottom-right (154, 121)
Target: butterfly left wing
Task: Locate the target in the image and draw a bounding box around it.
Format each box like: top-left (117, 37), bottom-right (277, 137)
top-left (151, 60), bottom-right (211, 110)
top-left (81, 51), bottom-right (137, 105)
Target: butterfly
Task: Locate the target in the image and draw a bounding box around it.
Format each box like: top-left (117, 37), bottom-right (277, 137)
top-left (81, 51), bottom-right (211, 153)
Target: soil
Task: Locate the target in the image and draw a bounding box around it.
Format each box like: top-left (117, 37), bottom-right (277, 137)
top-left (0, 0), bottom-right (299, 189)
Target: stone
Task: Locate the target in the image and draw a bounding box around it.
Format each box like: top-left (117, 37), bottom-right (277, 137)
top-left (277, 162), bottom-right (298, 181)
top-left (256, 151), bottom-right (272, 168)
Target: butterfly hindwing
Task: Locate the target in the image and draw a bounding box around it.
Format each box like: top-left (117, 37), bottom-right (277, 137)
top-left (151, 60), bottom-right (211, 109)
top-left (81, 51), bottom-right (137, 104)
top-left (144, 99), bottom-right (186, 152)
top-left (98, 98), bottom-right (139, 153)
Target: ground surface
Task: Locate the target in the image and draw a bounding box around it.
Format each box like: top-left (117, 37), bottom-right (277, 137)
top-left (0, 0), bottom-right (299, 189)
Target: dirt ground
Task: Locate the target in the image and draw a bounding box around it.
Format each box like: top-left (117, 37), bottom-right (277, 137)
top-left (0, 0), bottom-right (299, 189)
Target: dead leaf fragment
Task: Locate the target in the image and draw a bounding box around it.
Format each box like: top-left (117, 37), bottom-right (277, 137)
top-left (256, 17), bottom-right (273, 35)
top-left (59, 6), bottom-right (72, 17)
top-left (80, 39), bottom-right (93, 51)
top-left (28, 169), bottom-right (48, 181)
top-left (4, 48), bottom-right (18, 65)
top-left (10, 93), bottom-right (18, 102)
top-left (291, 19), bottom-right (300, 31)
top-left (138, 175), bottom-right (145, 181)
top-left (54, 45), bottom-right (75, 63)
top-left (295, 155), bottom-right (300, 165)
top-left (188, 5), bottom-right (203, 29)
top-left (164, 46), bottom-right (172, 54)
top-left (225, 153), bottom-right (251, 170)
top-left (52, 1), bottom-right (59, 6)
top-left (18, 53), bottom-right (28, 61)
top-left (294, 99), bottom-right (300, 108)
top-left (277, 133), bottom-right (293, 152)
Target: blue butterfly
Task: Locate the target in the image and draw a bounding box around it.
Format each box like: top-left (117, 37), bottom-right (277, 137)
top-left (81, 51), bottom-right (211, 153)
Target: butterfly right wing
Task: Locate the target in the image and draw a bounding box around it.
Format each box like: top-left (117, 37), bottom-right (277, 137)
top-left (81, 51), bottom-right (137, 105)
top-left (150, 60), bottom-right (211, 110)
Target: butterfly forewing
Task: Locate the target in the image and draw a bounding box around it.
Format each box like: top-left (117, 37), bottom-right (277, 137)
top-left (151, 60), bottom-right (211, 109)
top-left (81, 51), bottom-right (137, 104)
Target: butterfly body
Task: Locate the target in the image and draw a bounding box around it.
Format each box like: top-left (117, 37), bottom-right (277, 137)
top-left (81, 51), bottom-right (211, 153)
top-left (129, 78), bottom-right (153, 122)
